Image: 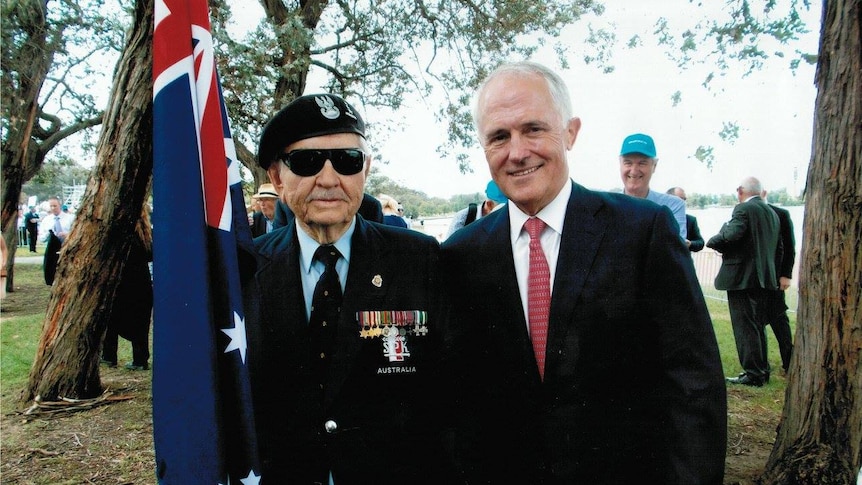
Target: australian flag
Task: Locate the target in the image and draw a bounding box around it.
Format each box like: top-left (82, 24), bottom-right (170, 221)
top-left (152, 0), bottom-right (260, 483)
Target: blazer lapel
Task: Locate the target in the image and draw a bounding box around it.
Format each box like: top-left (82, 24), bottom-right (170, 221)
top-left (482, 206), bottom-right (540, 379)
top-left (545, 183), bottom-right (609, 379)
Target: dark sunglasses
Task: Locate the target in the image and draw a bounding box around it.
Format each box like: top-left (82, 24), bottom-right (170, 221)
top-left (277, 149), bottom-right (366, 177)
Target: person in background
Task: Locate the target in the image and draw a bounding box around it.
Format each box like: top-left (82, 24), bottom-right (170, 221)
top-left (24, 205), bottom-right (40, 253)
top-left (707, 176), bottom-right (780, 387)
top-left (377, 193), bottom-right (409, 228)
top-left (445, 180), bottom-right (507, 238)
top-left (619, 134), bottom-right (687, 240)
top-left (440, 60), bottom-right (726, 484)
top-left (17, 207), bottom-right (27, 248)
top-left (39, 197), bottom-right (74, 285)
top-left (762, 189), bottom-right (796, 374)
top-left (39, 197), bottom-right (74, 244)
top-left (247, 93), bottom-right (459, 484)
top-left (0, 235), bottom-right (7, 300)
top-left (101, 209), bottom-right (153, 371)
top-left (250, 183), bottom-right (279, 238)
top-left (667, 186), bottom-right (704, 252)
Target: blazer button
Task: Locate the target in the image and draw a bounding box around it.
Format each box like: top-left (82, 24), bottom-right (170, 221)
top-left (324, 420), bottom-right (338, 434)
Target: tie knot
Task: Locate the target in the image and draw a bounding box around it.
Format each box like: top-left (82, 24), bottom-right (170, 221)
top-left (314, 245), bottom-right (341, 269)
top-left (524, 217), bottom-right (546, 240)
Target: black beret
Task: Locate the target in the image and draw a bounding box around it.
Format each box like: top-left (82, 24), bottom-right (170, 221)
top-left (257, 94), bottom-right (366, 169)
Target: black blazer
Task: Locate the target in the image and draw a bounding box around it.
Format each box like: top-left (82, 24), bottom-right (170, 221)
top-left (768, 204), bottom-right (795, 279)
top-left (687, 214), bottom-right (705, 252)
top-left (250, 211), bottom-right (270, 238)
top-left (707, 196), bottom-right (780, 291)
top-left (245, 216), bottom-right (459, 484)
top-left (440, 182), bottom-right (726, 484)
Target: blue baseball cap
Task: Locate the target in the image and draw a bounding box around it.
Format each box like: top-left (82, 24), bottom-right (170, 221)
top-left (485, 180), bottom-right (507, 203)
top-left (620, 133), bottom-right (657, 158)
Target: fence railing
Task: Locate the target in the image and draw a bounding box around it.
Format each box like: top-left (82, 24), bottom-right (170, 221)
top-left (692, 249), bottom-right (798, 313)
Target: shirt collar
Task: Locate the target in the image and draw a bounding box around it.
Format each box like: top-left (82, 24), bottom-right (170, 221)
top-left (296, 217), bottom-right (356, 274)
top-left (509, 179), bottom-right (572, 243)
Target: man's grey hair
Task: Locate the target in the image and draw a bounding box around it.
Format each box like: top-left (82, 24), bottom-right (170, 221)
top-left (472, 61), bottom-right (573, 134)
top-left (739, 176), bottom-right (763, 196)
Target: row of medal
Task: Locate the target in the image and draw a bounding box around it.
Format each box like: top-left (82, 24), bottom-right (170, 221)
top-left (356, 310), bottom-right (429, 339)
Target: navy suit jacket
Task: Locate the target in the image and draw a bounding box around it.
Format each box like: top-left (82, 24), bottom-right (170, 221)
top-left (245, 216), bottom-right (459, 484)
top-left (440, 182), bottom-right (726, 484)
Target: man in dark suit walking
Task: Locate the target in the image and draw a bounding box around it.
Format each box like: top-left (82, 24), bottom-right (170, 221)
top-left (763, 189), bottom-right (796, 373)
top-left (245, 94), bottom-right (458, 484)
top-left (707, 177), bottom-right (780, 386)
top-left (440, 61), bottom-right (726, 484)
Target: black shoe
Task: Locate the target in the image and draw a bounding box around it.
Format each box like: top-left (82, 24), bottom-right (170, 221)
top-left (726, 374), bottom-right (765, 387)
top-left (125, 362), bottom-right (149, 371)
top-left (100, 358), bottom-right (117, 368)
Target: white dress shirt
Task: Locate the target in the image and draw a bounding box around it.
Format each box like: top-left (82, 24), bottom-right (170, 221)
top-left (508, 181), bottom-right (572, 332)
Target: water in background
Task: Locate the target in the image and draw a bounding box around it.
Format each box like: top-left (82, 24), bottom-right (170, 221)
top-left (413, 204), bottom-right (805, 311)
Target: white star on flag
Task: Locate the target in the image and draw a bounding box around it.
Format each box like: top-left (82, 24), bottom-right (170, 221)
top-left (221, 311), bottom-right (248, 363)
top-left (240, 469), bottom-right (261, 485)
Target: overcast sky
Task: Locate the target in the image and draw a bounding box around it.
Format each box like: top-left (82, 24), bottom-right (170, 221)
top-left (230, 1), bottom-right (821, 199)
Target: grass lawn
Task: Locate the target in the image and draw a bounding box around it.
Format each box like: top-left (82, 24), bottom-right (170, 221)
top-left (0, 261), bottom-right (792, 484)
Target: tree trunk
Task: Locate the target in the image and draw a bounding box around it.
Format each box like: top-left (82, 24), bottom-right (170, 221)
top-left (23, 0), bottom-right (154, 403)
top-left (0, 1), bottom-right (51, 294)
top-left (761, 1), bottom-right (862, 483)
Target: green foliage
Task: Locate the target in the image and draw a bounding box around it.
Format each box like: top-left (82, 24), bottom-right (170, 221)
top-left (212, 0), bottom-right (607, 173)
top-left (719, 121), bottom-right (740, 144)
top-left (655, 0), bottom-right (815, 87)
top-left (23, 156), bottom-right (93, 202)
top-left (693, 145), bottom-right (715, 169)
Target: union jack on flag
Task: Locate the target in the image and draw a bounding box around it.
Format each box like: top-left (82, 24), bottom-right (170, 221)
top-left (152, 0), bottom-right (260, 483)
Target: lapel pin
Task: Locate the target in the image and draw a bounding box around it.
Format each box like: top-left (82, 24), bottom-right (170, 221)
top-left (372, 274), bottom-right (383, 288)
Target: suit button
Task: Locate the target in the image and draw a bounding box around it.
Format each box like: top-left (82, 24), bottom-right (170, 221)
top-left (324, 420), bottom-right (337, 433)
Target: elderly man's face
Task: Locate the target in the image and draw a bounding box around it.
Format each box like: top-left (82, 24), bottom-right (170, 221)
top-left (269, 132), bottom-right (369, 239)
top-left (258, 197), bottom-right (276, 219)
top-left (476, 72), bottom-right (579, 216)
top-left (619, 154), bottom-right (656, 198)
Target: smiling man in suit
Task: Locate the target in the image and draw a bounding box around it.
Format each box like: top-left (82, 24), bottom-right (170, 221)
top-left (246, 94), bottom-right (458, 485)
top-left (440, 61), bottom-right (726, 484)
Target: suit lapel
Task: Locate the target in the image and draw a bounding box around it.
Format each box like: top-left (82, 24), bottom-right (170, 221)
top-left (545, 184), bottom-right (609, 380)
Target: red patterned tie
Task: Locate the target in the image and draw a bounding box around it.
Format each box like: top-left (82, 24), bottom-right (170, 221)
top-left (525, 217), bottom-right (550, 380)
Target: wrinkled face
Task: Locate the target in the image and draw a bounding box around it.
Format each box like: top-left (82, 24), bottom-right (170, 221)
top-left (619, 154), bottom-right (657, 198)
top-left (476, 72), bottom-right (580, 216)
top-left (268, 132), bottom-right (370, 234)
top-left (48, 199), bottom-right (61, 215)
top-left (258, 197), bottom-right (276, 219)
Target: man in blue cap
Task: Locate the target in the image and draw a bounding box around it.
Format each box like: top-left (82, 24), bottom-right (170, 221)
top-left (246, 93), bottom-right (459, 484)
top-left (445, 180), bottom-right (507, 238)
top-left (619, 133), bottom-right (688, 242)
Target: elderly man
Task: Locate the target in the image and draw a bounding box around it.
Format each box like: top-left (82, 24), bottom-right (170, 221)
top-left (708, 177), bottom-right (780, 386)
top-left (440, 61), bottom-right (726, 484)
top-left (245, 94), bottom-right (457, 485)
top-left (39, 196), bottom-right (74, 285)
top-left (619, 134), bottom-right (687, 240)
top-left (667, 186), bottom-right (705, 252)
top-left (250, 183), bottom-right (279, 237)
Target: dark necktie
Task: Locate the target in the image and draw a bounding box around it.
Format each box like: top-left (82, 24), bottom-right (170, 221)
top-left (309, 245), bottom-right (343, 392)
top-left (525, 217), bottom-right (550, 380)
